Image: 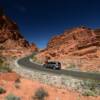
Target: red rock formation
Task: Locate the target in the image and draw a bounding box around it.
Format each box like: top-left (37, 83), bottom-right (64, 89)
top-left (37, 26), bottom-right (100, 71)
top-left (30, 43), bottom-right (38, 52)
top-left (42, 26), bottom-right (100, 57)
top-left (0, 9), bottom-right (37, 51)
top-left (47, 26), bottom-right (100, 53)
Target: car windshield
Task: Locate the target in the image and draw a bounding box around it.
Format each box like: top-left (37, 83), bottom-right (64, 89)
top-left (48, 62), bottom-right (56, 64)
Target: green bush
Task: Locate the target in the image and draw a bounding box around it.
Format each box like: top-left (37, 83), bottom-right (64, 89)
top-left (31, 53), bottom-right (36, 58)
top-left (83, 80), bottom-right (97, 91)
top-left (14, 79), bottom-right (21, 89)
top-left (82, 80), bottom-right (100, 96)
top-left (0, 58), bottom-right (3, 63)
top-left (0, 66), bottom-right (12, 73)
top-left (15, 78), bottom-right (21, 84)
top-left (5, 93), bottom-right (21, 100)
top-left (33, 87), bottom-right (48, 100)
top-left (0, 86), bottom-right (6, 94)
top-left (32, 56), bottom-right (42, 64)
top-left (82, 90), bottom-right (96, 96)
top-left (0, 58), bottom-right (4, 66)
top-left (32, 56), bottom-right (37, 61)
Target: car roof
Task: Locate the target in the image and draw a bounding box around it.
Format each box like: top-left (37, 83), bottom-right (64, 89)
top-left (48, 61), bottom-right (60, 63)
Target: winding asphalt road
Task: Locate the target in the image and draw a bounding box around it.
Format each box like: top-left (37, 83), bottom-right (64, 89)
top-left (17, 55), bottom-right (100, 80)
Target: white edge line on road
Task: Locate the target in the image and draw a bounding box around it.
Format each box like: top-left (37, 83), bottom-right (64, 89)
top-left (15, 59), bottom-right (20, 68)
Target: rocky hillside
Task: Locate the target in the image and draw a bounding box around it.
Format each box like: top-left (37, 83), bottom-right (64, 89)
top-left (37, 26), bottom-right (100, 71)
top-left (47, 26), bottom-right (100, 54)
top-left (0, 9), bottom-right (37, 51)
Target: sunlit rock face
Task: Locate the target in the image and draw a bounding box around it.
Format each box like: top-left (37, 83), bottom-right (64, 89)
top-left (47, 26), bottom-right (100, 51)
top-left (0, 9), bottom-right (37, 51)
top-left (37, 26), bottom-right (100, 71)
top-left (39, 26), bottom-right (100, 57)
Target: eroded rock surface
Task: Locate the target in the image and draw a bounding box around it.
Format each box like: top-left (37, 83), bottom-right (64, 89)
top-left (37, 26), bottom-right (100, 71)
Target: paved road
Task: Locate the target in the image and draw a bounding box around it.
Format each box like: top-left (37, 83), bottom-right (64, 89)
top-left (18, 55), bottom-right (100, 80)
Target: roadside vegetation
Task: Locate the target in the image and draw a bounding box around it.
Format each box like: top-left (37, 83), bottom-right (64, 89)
top-left (14, 78), bottom-right (21, 89)
top-left (5, 93), bottom-right (21, 100)
top-left (0, 66), bottom-right (12, 73)
top-left (32, 55), bottom-right (43, 64)
top-left (81, 79), bottom-right (100, 96)
top-left (0, 86), bottom-right (6, 94)
top-left (0, 57), bottom-right (12, 73)
top-left (33, 87), bottom-right (48, 100)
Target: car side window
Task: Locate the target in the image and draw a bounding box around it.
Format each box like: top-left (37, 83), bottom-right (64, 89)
top-left (48, 62), bottom-right (51, 64)
top-left (48, 62), bottom-right (56, 64)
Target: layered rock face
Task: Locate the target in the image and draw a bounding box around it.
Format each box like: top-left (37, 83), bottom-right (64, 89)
top-left (0, 9), bottom-right (37, 51)
top-left (47, 26), bottom-right (100, 54)
top-left (37, 26), bottom-right (100, 71)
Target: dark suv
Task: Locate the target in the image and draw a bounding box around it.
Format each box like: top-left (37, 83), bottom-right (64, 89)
top-left (43, 61), bottom-right (61, 70)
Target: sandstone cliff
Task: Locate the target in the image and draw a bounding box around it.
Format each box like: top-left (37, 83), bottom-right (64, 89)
top-left (0, 9), bottom-right (37, 51)
top-left (37, 26), bottom-right (100, 71)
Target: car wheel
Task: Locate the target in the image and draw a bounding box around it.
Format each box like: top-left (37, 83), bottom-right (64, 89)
top-left (58, 67), bottom-right (61, 70)
top-left (53, 66), bottom-right (56, 70)
top-left (43, 64), bottom-right (46, 68)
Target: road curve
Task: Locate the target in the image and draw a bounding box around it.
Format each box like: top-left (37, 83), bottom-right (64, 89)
top-left (17, 55), bottom-right (100, 80)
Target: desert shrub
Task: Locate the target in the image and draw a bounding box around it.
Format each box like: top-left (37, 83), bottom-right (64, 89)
top-left (82, 90), bottom-right (96, 96)
top-left (31, 53), bottom-right (36, 58)
top-left (31, 52), bottom-right (38, 58)
top-left (0, 66), bottom-right (12, 72)
top-left (82, 80), bottom-right (100, 96)
top-left (0, 86), bottom-right (6, 94)
top-left (83, 80), bottom-right (96, 89)
top-left (32, 56), bottom-right (37, 61)
top-left (15, 78), bottom-right (21, 84)
top-left (33, 87), bottom-right (48, 100)
top-left (5, 93), bottom-right (21, 100)
top-left (32, 56), bottom-right (42, 64)
top-left (36, 60), bottom-right (43, 64)
top-left (0, 58), bottom-right (4, 66)
top-left (14, 78), bottom-right (21, 89)
top-left (0, 57), bottom-right (12, 73)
